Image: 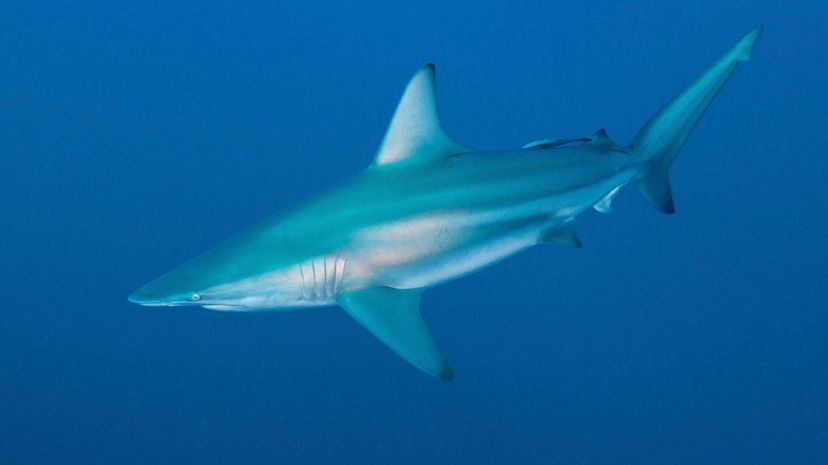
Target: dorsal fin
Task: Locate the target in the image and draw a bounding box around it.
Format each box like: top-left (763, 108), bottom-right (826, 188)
top-left (373, 64), bottom-right (471, 166)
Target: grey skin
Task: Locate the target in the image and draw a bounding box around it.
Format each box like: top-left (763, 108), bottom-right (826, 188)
top-left (130, 27), bottom-right (762, 379)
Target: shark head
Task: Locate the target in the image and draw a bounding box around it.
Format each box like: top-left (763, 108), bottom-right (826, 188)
top-left (128, 263), bottom-right (298, 310)
top-left (128, 266), bottom-right (296, 310)
top-left (128, 240), bottom-right (312, 310)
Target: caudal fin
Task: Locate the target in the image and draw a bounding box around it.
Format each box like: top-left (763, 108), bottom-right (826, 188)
top-left (631, 26), bottom-right (763, 214)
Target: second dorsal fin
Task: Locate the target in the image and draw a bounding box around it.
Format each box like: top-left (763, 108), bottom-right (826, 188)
top-left (589, 128), bottom-right (627, 153)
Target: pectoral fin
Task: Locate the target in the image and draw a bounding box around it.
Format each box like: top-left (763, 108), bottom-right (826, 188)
top-left (338, 287), bottom-right (453, 380)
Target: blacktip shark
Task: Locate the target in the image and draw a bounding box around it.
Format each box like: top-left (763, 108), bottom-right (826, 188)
top-left (130, 27), bottom-right (763, 379)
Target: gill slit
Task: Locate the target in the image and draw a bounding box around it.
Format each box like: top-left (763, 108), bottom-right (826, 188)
top-left (298, 264), bottom-right (309, 301)
top-left (310, 260), bottom-right (318, 299)
top-left (326, 256), bottom-right (336, 297)
top-left (323, 257), bottom-right (328, 297)
top-left (337, 256), bottom-right (348, 295)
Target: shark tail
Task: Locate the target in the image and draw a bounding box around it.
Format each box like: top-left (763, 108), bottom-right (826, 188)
top-left (629, 26), bottom-right (762, 214)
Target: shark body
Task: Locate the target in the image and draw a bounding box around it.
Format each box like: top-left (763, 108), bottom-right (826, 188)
top-left (130, 27), bottom-right (762, 379)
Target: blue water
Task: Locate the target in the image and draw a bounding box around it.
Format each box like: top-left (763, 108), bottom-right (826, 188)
top-left (2, 1), bottom-right (827, 463)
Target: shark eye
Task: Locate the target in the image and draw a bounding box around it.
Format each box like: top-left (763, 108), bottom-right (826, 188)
top-left (190, 292), bottom-right (201, 301)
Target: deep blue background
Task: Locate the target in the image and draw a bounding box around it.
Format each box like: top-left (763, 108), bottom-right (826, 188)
top-left (2, 1), bottom-right (826, 463)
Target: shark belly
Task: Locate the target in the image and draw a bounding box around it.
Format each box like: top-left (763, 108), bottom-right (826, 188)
top-left (376, 221), bottom-right (548, 289)
top-left (342, 205), bottom-right (559, 290)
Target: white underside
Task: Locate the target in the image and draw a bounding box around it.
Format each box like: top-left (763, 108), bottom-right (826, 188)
top-left (199, 175), bottom-right (630, 311)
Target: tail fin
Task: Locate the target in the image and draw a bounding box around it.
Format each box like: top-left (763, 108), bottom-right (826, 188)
top-left (631, 26), bottom-right (763, 214)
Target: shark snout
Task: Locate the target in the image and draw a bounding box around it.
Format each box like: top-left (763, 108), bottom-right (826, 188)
top-left (128, 291), bottom-right (201, 307)
top-left (128, 276), bottom-right (203, 307)
top-left (127, 289), bottom-right (176, 307)
top-left (127, 292), bottom-right (172, 307)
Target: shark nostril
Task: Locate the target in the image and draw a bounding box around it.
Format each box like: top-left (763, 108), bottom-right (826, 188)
top-left (191, 292), bottom-right (201, 301)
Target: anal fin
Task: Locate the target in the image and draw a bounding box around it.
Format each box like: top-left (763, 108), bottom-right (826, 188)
top-left (593, 181), bottom-right (628, 214)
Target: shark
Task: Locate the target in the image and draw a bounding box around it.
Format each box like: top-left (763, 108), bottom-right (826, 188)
top-left (129, 27), bottom-right (762, 379)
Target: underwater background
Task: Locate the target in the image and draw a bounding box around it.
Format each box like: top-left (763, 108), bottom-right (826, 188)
top-left (2, 1), bottom-right (827, 463)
